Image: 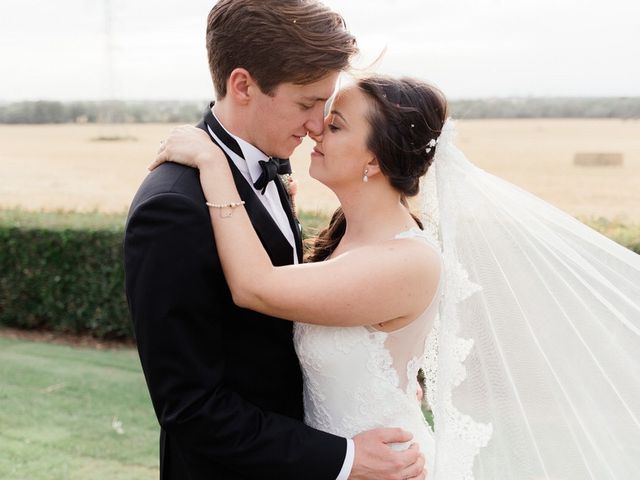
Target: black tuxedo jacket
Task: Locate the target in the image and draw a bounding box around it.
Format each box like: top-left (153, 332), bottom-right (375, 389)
top-left (124, 107), bottom-right (346, 479)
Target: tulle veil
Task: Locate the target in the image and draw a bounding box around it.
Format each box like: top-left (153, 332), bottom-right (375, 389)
top-left (420, 120), bottom-right (640, 479)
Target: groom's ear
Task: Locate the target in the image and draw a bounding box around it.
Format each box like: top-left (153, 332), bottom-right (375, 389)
top-left (227, 68), bottom-right (254, 106)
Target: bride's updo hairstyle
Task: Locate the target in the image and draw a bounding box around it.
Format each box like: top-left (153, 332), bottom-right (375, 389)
top-left (307, 76), bottom-right (448, 262)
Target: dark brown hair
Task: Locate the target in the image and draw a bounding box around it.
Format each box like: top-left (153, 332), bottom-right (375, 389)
top-left (206, 0), bottom-right (358, 99)
top-left (306, 76), bottom-right (448, 263)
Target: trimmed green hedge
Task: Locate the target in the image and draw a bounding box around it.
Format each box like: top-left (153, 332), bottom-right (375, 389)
top-left (0, 210), bottom-right (638, 340)
top-left (0, 209), bottom-right (333, 340)
top-left (0, 210), bottom-right (130, 338)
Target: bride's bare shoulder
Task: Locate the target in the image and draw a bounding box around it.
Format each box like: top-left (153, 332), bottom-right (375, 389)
top-left (364, 231), bottom-right (442, 280)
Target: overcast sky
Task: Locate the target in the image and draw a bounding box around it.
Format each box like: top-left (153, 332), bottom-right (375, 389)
top-left (1, 0), bottom-right (639, 101)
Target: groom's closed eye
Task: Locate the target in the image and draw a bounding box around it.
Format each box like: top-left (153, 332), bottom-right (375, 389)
top-left (299, 95), bottom-right (333, 113)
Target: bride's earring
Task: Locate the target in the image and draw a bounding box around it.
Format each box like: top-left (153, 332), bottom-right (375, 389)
top-left (363, 169), bottom-right (369, 183)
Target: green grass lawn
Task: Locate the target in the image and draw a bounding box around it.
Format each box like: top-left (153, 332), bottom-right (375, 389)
top-left (0, 336), bottom-right (159, 480)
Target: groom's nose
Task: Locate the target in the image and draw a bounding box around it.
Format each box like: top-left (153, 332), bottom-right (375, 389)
top-left (304, 106), bottom-right (325, 137)
top-left (309, 130), bottom-right (323, 143)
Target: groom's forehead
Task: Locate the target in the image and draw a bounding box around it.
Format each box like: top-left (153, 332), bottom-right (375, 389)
top-left (273, 79), bottom-right (338, 105)
top-left (301, 94), bottom-right (331, 102)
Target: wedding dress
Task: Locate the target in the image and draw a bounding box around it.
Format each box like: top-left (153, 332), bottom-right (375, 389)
top-left (294, 228), bottom-right (442, 474)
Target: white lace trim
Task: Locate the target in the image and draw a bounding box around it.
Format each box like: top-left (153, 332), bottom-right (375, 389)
top-left (423, 119), bottom-right (493, 479)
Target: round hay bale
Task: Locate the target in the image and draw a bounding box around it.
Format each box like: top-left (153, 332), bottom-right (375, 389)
top-left (573, 152), bottom-right (623, 167)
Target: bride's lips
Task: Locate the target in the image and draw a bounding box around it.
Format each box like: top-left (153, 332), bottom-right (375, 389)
top-left (311, 146), bottom-right (324, 157)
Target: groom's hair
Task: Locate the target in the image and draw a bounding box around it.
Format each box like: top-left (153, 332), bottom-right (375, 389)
top-left (206, 0), bottom-right (357, 99)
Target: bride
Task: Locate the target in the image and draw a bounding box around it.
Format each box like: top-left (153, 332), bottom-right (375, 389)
top-left (152, 75), bottom-right (640, 479)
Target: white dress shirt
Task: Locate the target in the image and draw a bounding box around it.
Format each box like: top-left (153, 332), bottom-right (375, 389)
top-left (207, 114), bottom-right (298, 264)
top-left (209, 112), bottom-right (355, 479)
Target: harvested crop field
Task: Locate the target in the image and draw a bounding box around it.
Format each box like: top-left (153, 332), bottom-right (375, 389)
top-left (1, 119), bottom-right (638, 221)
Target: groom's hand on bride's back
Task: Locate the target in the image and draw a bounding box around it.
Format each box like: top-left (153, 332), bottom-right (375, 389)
top-left (350, 428), bottom-right (426, 480)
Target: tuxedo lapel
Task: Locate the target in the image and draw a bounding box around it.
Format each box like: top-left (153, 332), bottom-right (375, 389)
top-left (196, 107), bottom-right (295, 267)
top-left (274, 177), bottom-right (303, 263)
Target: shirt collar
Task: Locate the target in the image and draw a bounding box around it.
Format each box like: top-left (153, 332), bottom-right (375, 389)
top-left (211, 109), bottom-right (268, 185)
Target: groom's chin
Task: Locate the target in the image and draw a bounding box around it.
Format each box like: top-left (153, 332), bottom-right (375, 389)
top-left (277, 148), bottom-right (299, 161)
top-left (270, 144), bottom-right (295, 160)
top-left (279, 135), bottom-right (305, 159)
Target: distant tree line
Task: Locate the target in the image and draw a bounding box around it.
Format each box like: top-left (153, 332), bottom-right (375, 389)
top-left (452, 97), bottom-right (640, 119)
top-left (1, 97), bottom-right (639, 124)
top-left (0, 100), bottom-right (206, 124)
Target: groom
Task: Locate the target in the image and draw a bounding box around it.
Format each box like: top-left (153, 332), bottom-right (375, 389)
top-left (125, 1), bottom-right (425, 479)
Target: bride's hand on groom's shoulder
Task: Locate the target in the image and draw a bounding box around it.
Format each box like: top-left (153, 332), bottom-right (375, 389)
top-left (149, 125), bottom-right (224, 171)
top-left (350, 428), bottom-right (426, 480)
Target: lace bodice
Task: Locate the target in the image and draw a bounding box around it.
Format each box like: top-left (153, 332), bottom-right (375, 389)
top-left (294, 228), bottom-right (442, 472)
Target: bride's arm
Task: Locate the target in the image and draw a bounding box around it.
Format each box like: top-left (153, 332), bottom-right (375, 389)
top-left (152, 126), bottom-right (441, 327)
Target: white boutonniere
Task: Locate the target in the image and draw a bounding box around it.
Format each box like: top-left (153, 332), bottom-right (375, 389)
top-left (280, 173), bottom-right (298, 214)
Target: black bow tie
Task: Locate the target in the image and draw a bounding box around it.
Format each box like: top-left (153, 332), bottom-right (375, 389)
top-left (253, 157), bottom-right (292, 194)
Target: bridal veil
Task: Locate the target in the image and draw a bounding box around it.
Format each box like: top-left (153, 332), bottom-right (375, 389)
top-left (420, 121), bottom-right (640, 479)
